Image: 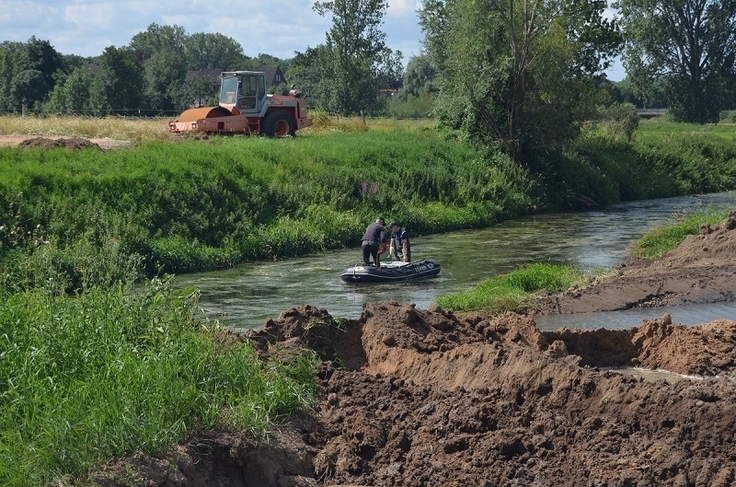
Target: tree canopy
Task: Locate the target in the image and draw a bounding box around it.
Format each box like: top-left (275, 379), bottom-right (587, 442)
top-left (616, 0), bottom-right (736, 123)
top-left (420, 0), bottom-right (621, 159)
top-left (291, 0), bottom-right (402, 115)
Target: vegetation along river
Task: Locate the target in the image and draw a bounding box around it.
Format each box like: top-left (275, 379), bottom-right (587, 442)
top-left (175, 191), bottom-right (736, 331)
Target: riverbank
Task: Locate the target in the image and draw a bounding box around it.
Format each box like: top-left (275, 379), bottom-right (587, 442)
top-left (532, 212), bottom-right (736, 314)
top-left (2, 118), bottom-right (736, 287)
top-left (81, 214), bottom-right (736, 486)
top-left (86, 219), bottom-right (736, 487)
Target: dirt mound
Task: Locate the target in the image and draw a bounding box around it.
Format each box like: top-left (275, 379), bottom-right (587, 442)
top-left (89, 302), bottom-right (736, 486)
top-left (18, 136), bottom-right (102, 151)
top-left (81, 212), bottom-right (736, 486)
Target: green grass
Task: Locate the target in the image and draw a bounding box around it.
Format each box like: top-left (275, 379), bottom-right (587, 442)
top-left (0, 276), bottom-right (319, 487)
top-left (436, 263), bottom-right (583, 313)
top-left (0, 129), bottom-right (538, 280)
top-left (631, 208), bottom-right (734, 259)
top-left (636, 118), bottom-right (736, 141)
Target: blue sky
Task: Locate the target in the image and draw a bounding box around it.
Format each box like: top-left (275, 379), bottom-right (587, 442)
top-left (0, 0), bottom-right (625, 80)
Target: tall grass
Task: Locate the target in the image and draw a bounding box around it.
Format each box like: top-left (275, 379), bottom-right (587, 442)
top-left (0, 274), bottom-right (318, 487)
top-left (437, 263), bottom-right (582, 313)
top-left (631, 208), bottom-right (734, 259)
top-left (0, 129), bottom-right (538, 279)
top-left (2, 115), bottom-right (736, 279)
top-left (0, 115), bottom-right (170, 142)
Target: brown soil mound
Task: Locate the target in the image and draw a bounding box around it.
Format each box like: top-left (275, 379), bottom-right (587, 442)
top-left (0, 134), bottom-right (129, 150)
top-left (18, 136), bottom-right (102, 151)
top-left (83, 213), bottom-right (736, 486)
top-left (88, 303), bottom-right (736, 487)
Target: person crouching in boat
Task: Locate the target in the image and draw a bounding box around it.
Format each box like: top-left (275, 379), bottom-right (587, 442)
top-left (361, 216), bottom-right (387, 268)
top-left (388, 220), bottom-right (411, 262)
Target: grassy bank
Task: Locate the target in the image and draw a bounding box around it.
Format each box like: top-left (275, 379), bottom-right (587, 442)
top-left (0, 274), bottom-right (318, 487)
top-left (2, 118), bottom-right (736, 283)
top-left (631, 208), bottom-right (734, 259)
top-left (436, 263), bottom-right (583, 313)
top-left (0, 128), bottom-right (538, 282)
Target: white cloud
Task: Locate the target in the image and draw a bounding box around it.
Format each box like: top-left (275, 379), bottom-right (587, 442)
top-left (1, 0), bottom-right (423, 61)
top-left (387, 0), bottom-right (420, 17)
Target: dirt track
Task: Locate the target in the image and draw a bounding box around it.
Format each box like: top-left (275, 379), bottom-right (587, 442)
top-left (87, 214), bottom-right (736, 487)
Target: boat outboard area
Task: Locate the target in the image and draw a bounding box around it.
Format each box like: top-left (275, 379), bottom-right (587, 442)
top-left (340, 258), bottom-right (441, 283)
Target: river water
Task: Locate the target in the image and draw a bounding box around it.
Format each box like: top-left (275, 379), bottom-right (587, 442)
top-left (175, 191), bottom-right (736, 331)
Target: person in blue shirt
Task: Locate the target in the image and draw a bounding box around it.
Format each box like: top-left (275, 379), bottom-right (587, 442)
top-left (360, 216), bottom-right (387, 267)
top-left (388, 220), bottom-right (411, 262)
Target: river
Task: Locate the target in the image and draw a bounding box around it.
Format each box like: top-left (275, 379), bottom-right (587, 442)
top-left (175, 191), bottom-right (736, 331)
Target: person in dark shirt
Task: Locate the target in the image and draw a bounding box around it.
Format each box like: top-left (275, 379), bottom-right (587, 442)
top-left (388, 220), bottom-right (411, 262)
top-left (361, 216), bottom-right (387, 267)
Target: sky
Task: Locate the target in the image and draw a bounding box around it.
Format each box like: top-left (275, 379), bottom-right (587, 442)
top-left (0, 0), bottom-right (625, 80)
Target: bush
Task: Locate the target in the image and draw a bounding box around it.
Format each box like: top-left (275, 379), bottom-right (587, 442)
top-left (598, 102), bottom-right (640, 141)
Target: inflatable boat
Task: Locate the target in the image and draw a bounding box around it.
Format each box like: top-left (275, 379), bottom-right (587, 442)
top-left (340, 258), bottom-right (441, 283)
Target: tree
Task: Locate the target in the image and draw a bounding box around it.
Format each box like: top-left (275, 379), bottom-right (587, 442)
top-left (0, 45), bottom-right (20, 112)
top-left (420, 0), bottom-right (621, 158)
top-left (130, 23), bottom-right (187, 60)
top-left (89, 46), bottom-right (142, 115)
top-left (46, 68), bottom-right (94, 114)
top-left (184, 32), bottom-right (246, 70)
top-left (288, 45), bottom-right (335, 109)
top-left (400, 54), bottom-right (438, 101)
top-left (0, 37), bottom-right (63, 112)
top-left (616, 0), bottom-right (736, 123)
top-left (182, 74), bottom-right (219, 108)
top-left (309, 0), bottom-right (403, 115)
top-left (142, 49), bottom-right (186, 113)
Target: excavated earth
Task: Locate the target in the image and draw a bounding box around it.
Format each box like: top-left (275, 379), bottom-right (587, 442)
top-left (87, 216), bottom-right (736, 487)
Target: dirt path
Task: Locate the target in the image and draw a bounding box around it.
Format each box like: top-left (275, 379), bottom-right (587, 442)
top-left (88, 215), bottom-right (736, 486)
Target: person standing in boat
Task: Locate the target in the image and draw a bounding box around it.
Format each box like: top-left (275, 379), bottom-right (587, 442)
top-left (388, 220), bottom-right (411, 262)
top-left (361, 216), bottom-right (387, 268)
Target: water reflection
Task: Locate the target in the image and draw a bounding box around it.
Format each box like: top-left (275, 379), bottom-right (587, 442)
top-left (534, 302), bottom-right (736, 332)
top-left (176, 191), bottom-right (736, 330)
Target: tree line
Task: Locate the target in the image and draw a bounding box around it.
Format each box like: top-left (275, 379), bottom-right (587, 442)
top-left (0, 25), bottom-right (292, 117)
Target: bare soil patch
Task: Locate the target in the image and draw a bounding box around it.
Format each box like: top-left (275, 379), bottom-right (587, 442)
top-left (79, 217), bottom-right (736, 486)
top-left (0, 134), bottom-right (129, 150)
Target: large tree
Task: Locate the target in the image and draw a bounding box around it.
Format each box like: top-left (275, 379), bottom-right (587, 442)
top-left (89, 46), bottom-right (142, 115)
top-left (46, 68), bottom-right (95, 114)
top-left (184, 32), bottom-right (246, 70)
top-left (129, 24), bottom-right (188, 113)
top-left (307, 0), bottom-right (403, 115)
top-left (616, 0), bottom-right (736, 123)
top-left (0, 37), bottom-right (63, 112)
top-left (420, 0), bottom-right (621, 158)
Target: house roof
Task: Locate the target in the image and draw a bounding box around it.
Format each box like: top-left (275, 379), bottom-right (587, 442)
top-left (255, 65), bottom-right (286, 87)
